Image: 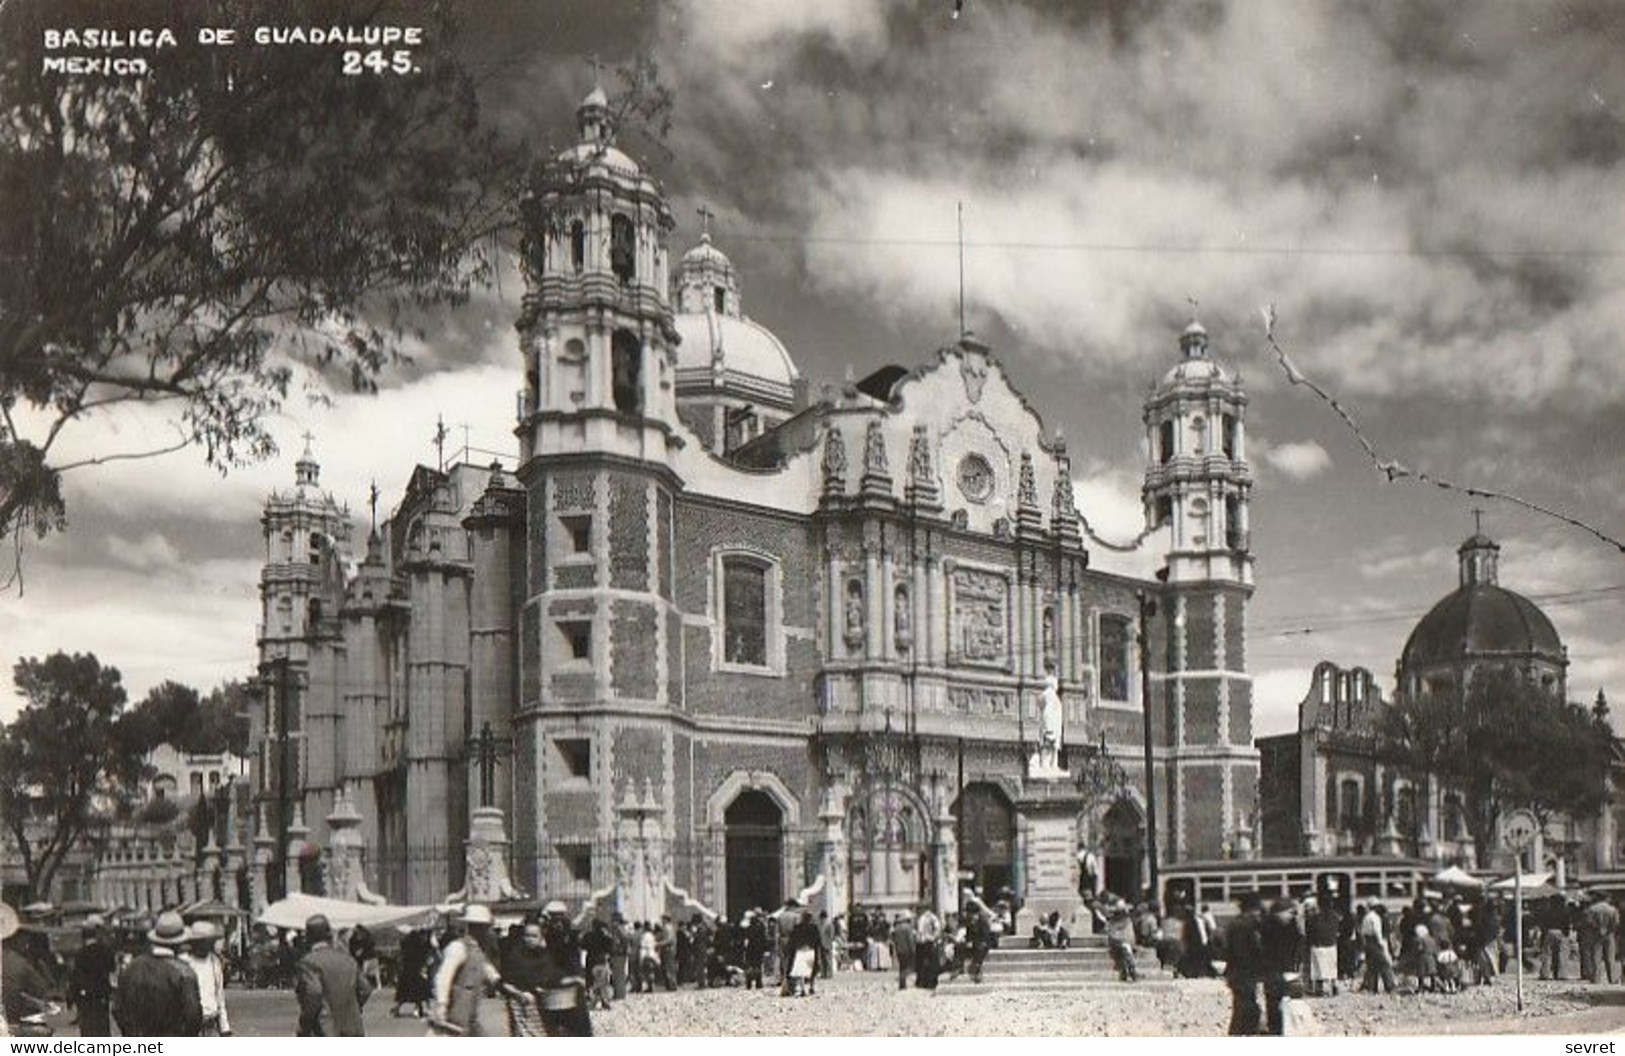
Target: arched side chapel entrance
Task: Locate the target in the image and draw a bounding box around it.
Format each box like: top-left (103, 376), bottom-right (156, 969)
top-left (706, 771), bottom-right (800, 920)
top-left (954, 782), bottom-right (1016, 898)
top-left (1101, 798), bottom-right (1146, 899)
top-left (847, 783), bottom-right (932, 911)
top-left (724, 791), bottom-right (783, 920)
top-left (1077, 794), bottom-right (1148, 901)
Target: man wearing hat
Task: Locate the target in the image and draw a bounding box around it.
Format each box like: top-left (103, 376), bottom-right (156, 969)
top-left (69, 914), bottom-right (117, 1037)
top-left (3, 903), bottom-right (56, 1035)
top-left (295, 913), bottom-right (372, 1036)
top-left (430, 904), bottom-right (502, 1036)
top-left (182, 921), bottom-right (232, 1036)
top-left (1223, 892), bottom-right (1266, 1036)
top-left (114, 911), bottom-right (203, 1037)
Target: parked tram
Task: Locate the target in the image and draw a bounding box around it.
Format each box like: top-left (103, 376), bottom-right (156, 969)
top-left (1161, 856), bottom-right (1431, 919)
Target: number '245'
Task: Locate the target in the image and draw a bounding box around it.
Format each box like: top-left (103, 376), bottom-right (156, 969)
top-left (342, 50), bottom-right (416, 76)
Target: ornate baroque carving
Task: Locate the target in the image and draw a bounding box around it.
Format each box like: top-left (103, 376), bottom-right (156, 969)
top-left (947, 685), bottom-right (1015, 714)
top-left (822, 425), bottom-right (847, 494)
top-left (960, 353), bottom-right (988, 403)
top-left (1018, 451), bottom-right (1039, 509)
top-left (863, 419), bottom-right (890, 478)
top-left (894, 581), bottom-right (912, 653)
top-left (951, 567), bottom-right (1009, 665)
top-left (908, 424), bottom-right (933, 486)
top-left (843, 578), bottom-right (865, 651)
top-left (554, 473), bottom-right (596, 512)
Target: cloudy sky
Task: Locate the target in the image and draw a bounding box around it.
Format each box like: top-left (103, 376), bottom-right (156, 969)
top-left (5, 0), bottom-right (1625, 738)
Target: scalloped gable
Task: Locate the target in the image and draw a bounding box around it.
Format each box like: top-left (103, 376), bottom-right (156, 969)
top-left (876, 337), bottom-right (1068, 533)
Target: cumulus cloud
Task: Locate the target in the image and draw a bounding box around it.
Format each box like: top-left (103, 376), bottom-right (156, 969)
top-left (103, 532), bottom-right (182, 572)
top-left (1263, 440), bottom-right (1333, 482)
top-left (658, 1), bottom-right (1625, 410)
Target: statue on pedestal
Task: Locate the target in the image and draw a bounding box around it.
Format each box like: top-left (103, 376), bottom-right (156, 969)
top-left (1028, 669), bottom-right (1066, 780)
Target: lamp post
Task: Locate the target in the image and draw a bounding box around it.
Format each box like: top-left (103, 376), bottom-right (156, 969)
top-left (1136, 590), bottom-right (1161, 901)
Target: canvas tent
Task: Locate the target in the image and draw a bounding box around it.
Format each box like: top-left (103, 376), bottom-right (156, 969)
top-left (256, 892), bottom-right (436, 932)
top-left (1432, 866), bottom-right (1484, 889)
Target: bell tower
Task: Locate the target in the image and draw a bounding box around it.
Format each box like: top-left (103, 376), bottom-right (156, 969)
top-left (509, 85), bottom-right (684, 900)
top-left (1142, 318), bottom-right (1259, 861)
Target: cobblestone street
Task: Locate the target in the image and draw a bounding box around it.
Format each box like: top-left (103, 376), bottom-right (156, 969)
top-left (154, 973), bottom-right (1625, 1037)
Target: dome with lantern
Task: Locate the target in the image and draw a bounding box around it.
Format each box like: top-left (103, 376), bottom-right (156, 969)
top-left (671, 230), bottom-right (800, 409)
top-left (1160, 319), bottom-right (1238, 387)
top-left (1398, 531), bottom-right (1567, 699)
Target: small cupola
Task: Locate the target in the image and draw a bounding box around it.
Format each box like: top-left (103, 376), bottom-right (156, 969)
top-left (1458, 529), bottom-right (1500, 587)
top-left (577, 83), bottom-right (612, 145)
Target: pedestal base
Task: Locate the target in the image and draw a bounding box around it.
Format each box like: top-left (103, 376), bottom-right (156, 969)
top-left (1021, 803), bottom-right (1085, 934)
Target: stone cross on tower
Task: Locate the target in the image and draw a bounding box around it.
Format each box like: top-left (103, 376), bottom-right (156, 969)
top-left (697, 204), bottom-right (715, 238)
top-left (367, 480), bottom-right (380, 533)
top-left (1471, 506), bottom-right (1486, 534)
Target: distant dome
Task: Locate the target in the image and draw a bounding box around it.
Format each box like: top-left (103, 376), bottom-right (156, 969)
top-left (1400, 533), bottom-right (1564, 672)
top-left (673, 313), bottom-right (799, 391)
top-left (1400, 585), bottom-right (1564, 670)
top-left (582, 84), bottom-right (608, 110)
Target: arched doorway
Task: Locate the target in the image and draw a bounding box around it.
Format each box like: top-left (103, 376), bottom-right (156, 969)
top-left (724, 790), bottom-right (783, 920)
top-left (847, 785), bottom-right (931, 912)
top-left (954, 783), bottom-right (1015, 898)
top-left (1101, 798), bottom-right (1145, 899)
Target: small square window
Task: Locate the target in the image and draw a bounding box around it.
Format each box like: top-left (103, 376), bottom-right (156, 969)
top-left (561, 845), bottom-right (592, 884)
top-left (561, 515), bottom-right (592, 554)
top-left (557, 738), bottom-right (591, 780)
top-left (560, 620), bottom-right (592, 661)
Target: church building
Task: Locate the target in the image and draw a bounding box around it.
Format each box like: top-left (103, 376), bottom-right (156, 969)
top-left (247, 87), bottom-right (1261, 919)
top-left (1260, 530), bottom-right (1625, 877)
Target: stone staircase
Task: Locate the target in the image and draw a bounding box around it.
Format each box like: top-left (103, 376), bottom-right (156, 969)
top-left (936, 935), bottom-right (1179, 994)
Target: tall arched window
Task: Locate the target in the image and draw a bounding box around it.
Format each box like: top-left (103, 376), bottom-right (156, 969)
top-left (570, 221), bottom-right (585, 272)
top-left (610, 213), bottom-right (635, 283)
top-left (1338, 777), bottom-right (1361, 831)
top-left (1159, 420), bottom-right (1175, 464)
top-left (721, 557), bottom-right (768, 667)
top-left (1395, 784), bottom-right (1418, 840)
top-left (1098, 615), bottom-right (1132, 702)
top-left (611, 330), bottom-right (642, 414)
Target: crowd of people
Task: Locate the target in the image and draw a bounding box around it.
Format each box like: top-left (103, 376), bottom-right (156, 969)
top-left (9, 881), bottom-right (1625, 1038)
top-left (1219, 889), bottom-right (1625, 1036)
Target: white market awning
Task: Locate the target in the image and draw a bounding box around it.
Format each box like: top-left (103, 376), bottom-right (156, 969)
top-left (256, 893), bottom-right (437, 932)
top-left (1490, 872), bottom-right (1552, 891)
top-left (1432, 866), bottom-right (1484, 889)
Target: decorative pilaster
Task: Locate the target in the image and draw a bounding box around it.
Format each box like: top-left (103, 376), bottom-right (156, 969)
top-left (933, 809), bottom-right (958, 915)
top-left (284, 801), bottom-right (309, 896)
top-left (251, 804), bottom-right (275, 914)
top-left (818, 789), bottom-right (850, 919)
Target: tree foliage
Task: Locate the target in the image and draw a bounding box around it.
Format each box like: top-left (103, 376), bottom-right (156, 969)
top-left (0, 652), bottom-right (149, 898)
top-left (0, 0), bottom-right (521, 551)
top-left (125, 677), bottom-right (252, 756)
top-left (1379, 667), bottom-right (1614, 867)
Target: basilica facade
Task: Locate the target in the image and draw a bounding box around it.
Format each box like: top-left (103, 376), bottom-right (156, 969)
top-left (247, 88), bottom-right (1260, 919)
